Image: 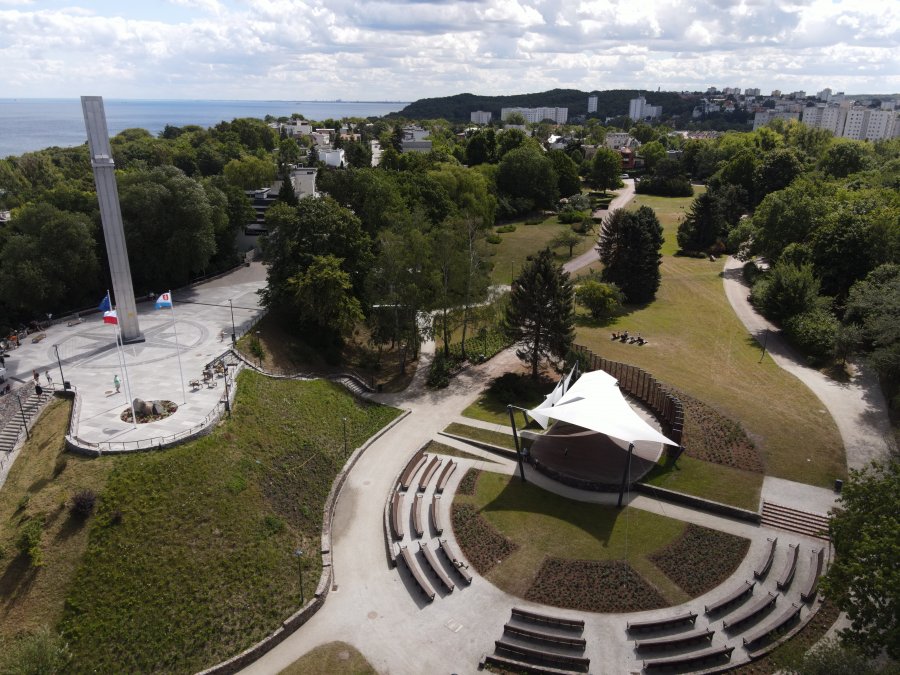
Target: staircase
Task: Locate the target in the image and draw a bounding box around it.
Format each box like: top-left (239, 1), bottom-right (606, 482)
top-left (761, 501), bottom-right (830, 540)
top-left (332, 373), bottom-right (374, 396)
top-left (0, 389), bottom-right (53, 454)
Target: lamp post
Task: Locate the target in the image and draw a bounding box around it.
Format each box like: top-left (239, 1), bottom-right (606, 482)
top-left (342, 417), bottom-right (348, 456)
top-left (53, 344), bottom-right (66, 389)
top-left (229, 299), bottom-right (236, 345)
top-left (294, 548), bottom-right (304, 605)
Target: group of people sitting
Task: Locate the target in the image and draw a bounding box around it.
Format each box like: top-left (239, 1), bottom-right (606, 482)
top-left (610, 330), bottom-right (648, 346)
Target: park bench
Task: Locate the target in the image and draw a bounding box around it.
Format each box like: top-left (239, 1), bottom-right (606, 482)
top-left (438, 538), bottom-right (472, 585)
top-left (398, 545), bottom-right (435, 602)
top-left (390, 491), bottom-right (404, 540)
top-left (776, 544), bottom-right (800, 591)
top-left (723, 592), bottom-right (778, 631)
top-left (800, 547), bottom-right (824, 602)
top-left (511, 607), bottom-right (585, 633)
top-left (399, 451), bottom-right (427, 491)
top-left (189, 379), bottom-right (201, 391)
top-left (643, 645), bottom-right (734, 672)
top-left (430, 494), bottom-right (443, 535)
top-left (634, 628), bottom-right (714, 651)
top-left (67, 317), bottom-right (83, 327)
top-left (412, 493), bottom-right (424, 538)
top-left (503, 624), bottom-right (587, 650)
top-left (754, 537), bottom-right (778, 580)
top-left (742, 603), bottom-right (802, 650)
top-left (418, 541), bottom-right (454, 592)
top-left (31, 333), bottom-right (46, 343)
top-left (418, 455), bottom-right (442, 491)
top-left (705, 580), bottom-right (755, 615)
top-left (494, 640), bottom-right (590, 673)
top-left (627, 611), bottom-right (698, 633)
top-left (435, 459), bottom-right (456, 493)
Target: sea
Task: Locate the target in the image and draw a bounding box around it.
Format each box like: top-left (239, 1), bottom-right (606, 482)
top-left (0, 99), bottom-right (409, 158)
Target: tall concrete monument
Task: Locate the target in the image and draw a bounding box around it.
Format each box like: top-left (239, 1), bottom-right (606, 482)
top-left (82, 96), bottom-right (143, 343)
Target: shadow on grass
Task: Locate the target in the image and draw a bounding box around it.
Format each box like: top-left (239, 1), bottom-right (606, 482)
top-left (0, 554), bottom-right (38, 611)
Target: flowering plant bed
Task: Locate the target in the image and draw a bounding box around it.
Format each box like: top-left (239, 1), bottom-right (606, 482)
top-left (525, 558), bottom-right (667, 613)
top-left (649, 524), bottom-right (750, 597)
top-left (457, 467), bottom-right (480, 495)
top-left (676, 390), bottom-right (764, 473)
top-left (451, 502), bottom-right (517, 574)
top-left (120, 400), bottom-right (178, 424)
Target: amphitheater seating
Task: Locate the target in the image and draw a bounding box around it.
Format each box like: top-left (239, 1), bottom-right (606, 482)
top-left (399, 451), bottom-right (427, 490)
top-left (435, 459), bottom-right (456, 493)
top-left (418, 455), bottom-right (442, 491)
top-left (390, 491), bottom-right (404, 540)
top-left (627, 611), bottom-right (697, 633)
top-left (742, 603), bottom-right (802, 650)
top-left (753, 537), bottom-right (778, 580)
top-left (438, 538), bottom-right (472, 585)
top-left (430, 494), bottom-right (443, 535)
top-left (705, 580), bottom-right (755, 615)
top-left (776, 543), bottom-right (800, 591)
top-left (511, 607), bottom-right (585, 632)
top-left (412, 493), bottom-right (424, 538)
top-left (642, 645), bottom-right (734, 672)
top-left (398, 545), bottom-right (435, 601)
top-left (493, 641), bottom-right (590, 673)
top-left (800, 547), bottom-right (824, 602)
top-left (634, 628), bottom-right (714, 651)
top-left (503, 624), bottom-right (587, 650)
top-left (418, 541), bottom-right (454, 592)
top-left (722, 592), bottom-right (778, 631)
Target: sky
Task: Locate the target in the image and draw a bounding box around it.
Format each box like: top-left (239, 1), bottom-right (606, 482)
top-left (1, 0), bottom-right (898, 101)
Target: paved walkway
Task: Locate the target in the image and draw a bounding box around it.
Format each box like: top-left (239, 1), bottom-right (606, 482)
top-left (722, 257), bottom-right (895, 470)
top-left (564, 179), bottom-right (635, 275)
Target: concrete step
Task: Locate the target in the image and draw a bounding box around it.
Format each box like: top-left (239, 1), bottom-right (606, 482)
top-left (761, 501), bottom-right (830, 540)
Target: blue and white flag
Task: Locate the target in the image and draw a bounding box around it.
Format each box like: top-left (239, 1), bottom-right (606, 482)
top-left (155, 292), bottom-right (173, 309)
top-left (98, 294), bottom-right (111, 312)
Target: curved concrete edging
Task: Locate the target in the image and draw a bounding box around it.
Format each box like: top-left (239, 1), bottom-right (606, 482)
top-left (196, 407), bottom-right (411, 675)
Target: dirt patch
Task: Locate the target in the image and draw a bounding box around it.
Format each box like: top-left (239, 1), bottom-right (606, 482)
top-left (649, 524), bottom-right (750, 597)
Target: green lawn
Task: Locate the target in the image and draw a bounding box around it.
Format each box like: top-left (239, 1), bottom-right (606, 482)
top-left (461, 373), bottom-right (553, 427)
top-left (642, 455), bottom-right (763, 511)
top-left (279, 641), bottom-right (376, 675)
top-left (457, 471), bottom-right (691, 605)
top-left (443, 422), bottom-right (517, 450)
top-left (0, 374), bottom-right (400, 674)
top-left (575, 192), bottom-right (845, 487)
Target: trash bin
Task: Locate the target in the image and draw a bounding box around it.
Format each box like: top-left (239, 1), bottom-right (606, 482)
top-left (834, 479), bottom-right (843, 493)
top-left (63, 381), bottom-right (72, 391)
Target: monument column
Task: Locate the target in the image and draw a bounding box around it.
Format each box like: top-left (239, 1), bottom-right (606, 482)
top-left (82, 96), bottom-right (143, 343)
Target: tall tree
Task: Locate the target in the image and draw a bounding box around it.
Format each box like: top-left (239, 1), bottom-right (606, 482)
top-left (676, 191), bottom-right (724, 252)
top-left (497, 146), bottom-right (559, 213)
top-left (547, 150), bottom-right (581, 198)
top-left (590, 147), bottom-right (623, 191)
top-left (597, 206), bottom-right (664, 303)
top-left (504, 248), bottom-right (575, 379)
top-left (288, 254), bottom-right (364, 340)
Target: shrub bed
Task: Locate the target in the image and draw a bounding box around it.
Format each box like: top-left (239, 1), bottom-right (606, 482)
top-left (525, 558), bottom-right (667, 612)
top-left (675, 390), bottom-right (764, 473)
top-left (451, 503), bottom-right (517, 574)
top-left (457, 468), bottom-right (480, 495)
top-left (448, 328), bottom-right (512, 364)
top-left (649, 524), bottom-right (750, 597)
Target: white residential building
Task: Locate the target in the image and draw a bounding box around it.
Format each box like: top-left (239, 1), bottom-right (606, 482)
top-left (319, 148), bottom-right (346, 168)
top-left (800, 101), bottom-right (898, 141)
top-left (402, 126), bottom-right (430, 141)
top-left (744, 88), bottom-right (761, 97)
top-left (587, 96), bottom-right (598, 114)
top-left (282, 120), bottom-right (313, 137)
top-left (500, 107), bottom-right (569, 124)
top-left (605, 132), bottom-right (639, 150)
top-left (628, 96), bottom-right (662, 121)
top-left (817, 88), bottom-right (832, 102)
top-left (370, 140), bottom-right (383, 167)
top-left (470, 110), bottom-right (492, 124)
top-left (752, 110), bottom-right (800, 130)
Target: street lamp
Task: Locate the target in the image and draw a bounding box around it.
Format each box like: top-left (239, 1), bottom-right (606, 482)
top-left (53, 344), bottom-right (66, 389)
top-left (294, 548), bottom-right (305, 604)
top-left (229, 299), bottom-right (236, 345)
top-left (342, 417), bottom-right (348, 456)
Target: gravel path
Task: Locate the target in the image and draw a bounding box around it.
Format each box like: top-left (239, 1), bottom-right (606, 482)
top-left (563, 179), bottom-right (635, 275)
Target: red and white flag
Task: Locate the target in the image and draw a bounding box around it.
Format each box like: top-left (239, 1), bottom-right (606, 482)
top-left (103, 310), bottom-right (118, 325)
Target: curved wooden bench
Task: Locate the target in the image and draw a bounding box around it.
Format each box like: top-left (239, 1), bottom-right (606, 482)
top-left (399, 545), bottom-right (435, 601)
top-left (800, 547), bottom-right (824, 602)
top-left (412, 493), bottom-right (424, 538)
top-left (634, 628), bottom-right (714, 651)
top-left (753, 537), bottom-right (778, 580)
top-left (723, 592), bottom-right (778, 631)
top-left (776, 543), bottom-right (800, 591)
top-left (430, 494), bottom-right (443, 535)
top-left (503, 624), bottom-right (587, 650)
top-left (399, 451), bottom-right (427, 490)
top-left (390, 490), bottom-right (404, 540)
top-left (643, 645), bottom-right (734, 672)
top-left (512, 607), bottom-right (585, 633)
top-left (494, 640), bottom-right (590, 673)
top-left (627, 611), bottom-right (697, 633)
top-left (418, 455), bottom-right (442, 491)
top-left (705, 580), bottom-right (755, 615)
top-left (743, 602), bottom-right (802, 649)
top-left (439, 538), bottom-right (472, 585)
top-left (435, 459), bottom-right (456, 493)
top-left (418, 541), bottom-right (454, 592)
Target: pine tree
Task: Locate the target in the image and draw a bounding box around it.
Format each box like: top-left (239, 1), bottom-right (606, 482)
top-left (598, 206), bottom-right (663, 304)
top-left (504, 248), bottom-right (575, 379)
top-left (677, 191), bottom-right (723, 253)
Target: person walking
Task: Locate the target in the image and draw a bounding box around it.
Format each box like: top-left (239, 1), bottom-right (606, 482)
top-left (32, 369), bottom-right (39, 383)
top-left (45, 370), bottom-right (53, 387)
top-left (114, 374), bottom-right (121, 394)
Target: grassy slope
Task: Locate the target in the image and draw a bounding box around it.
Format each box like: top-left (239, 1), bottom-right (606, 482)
top-left (459, 471), bottom-right (690, 605)
top-left (643, 455), bottom-right (763, 511)
top-left (279, 641), bottom-right (376, 675)
top-left (1, 374), bottom-right (401, 674)
top-left (576, 192), bottom-right (845, 486)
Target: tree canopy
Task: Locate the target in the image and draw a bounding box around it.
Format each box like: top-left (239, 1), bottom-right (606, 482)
top-left (597, 206), bottom-right (664, 304)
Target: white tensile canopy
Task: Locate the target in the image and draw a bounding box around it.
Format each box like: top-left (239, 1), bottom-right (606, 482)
top-left (528, 370), bottom-right (678, 462)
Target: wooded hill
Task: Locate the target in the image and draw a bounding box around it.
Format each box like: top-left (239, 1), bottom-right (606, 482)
top-left (390, 89), bottom-right (698, 122)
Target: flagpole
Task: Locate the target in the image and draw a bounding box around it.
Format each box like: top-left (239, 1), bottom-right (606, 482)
top-left (167, 291), bottom-right (187, 405)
